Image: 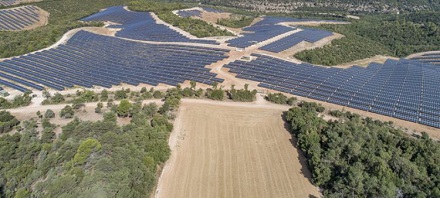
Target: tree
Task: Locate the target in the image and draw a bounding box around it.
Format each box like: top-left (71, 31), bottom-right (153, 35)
top-left (190, 80), bottom-right (196, 90)
top-left (114, 89), bottom-right (127, 100)
top-left (43, 89), bottom-right (51, 99)
top-left (101, 89), bottom-right (109, 101)
top-left (72, 99), bottom-right (85, 110)
top-left (60, 105), bottom-right (74, 119)
top-left (44, 109), bottom-right (55, 118)
top-left (95, 102), bottom-right (103, 114)
top-left (153, 90), bottom-right (162, 99)
top-left (36, 111), bottom-right (42, 119)
top-left (51, 93), bottom-right (65, 104)
top-left (117, 100), bottom-right (132, 117)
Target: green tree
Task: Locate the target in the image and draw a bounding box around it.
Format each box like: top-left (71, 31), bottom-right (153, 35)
top-left (44, 109), bottom-right (55, 118)
top-left (60, 105), bottom-right (74, 119)
top-left (117, 100), bottom-right (132, 117)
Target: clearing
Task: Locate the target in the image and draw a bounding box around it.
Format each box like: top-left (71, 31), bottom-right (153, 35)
top-left (156, 101), bottom-right (320, 198)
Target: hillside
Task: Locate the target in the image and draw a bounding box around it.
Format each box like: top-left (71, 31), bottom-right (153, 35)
top-left (202, 0), bottom-right (439, 13)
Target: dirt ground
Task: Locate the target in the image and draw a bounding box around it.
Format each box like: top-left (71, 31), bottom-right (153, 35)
top-left (155, 101), bottom-right (320, 198)
top-left (334, 55), bottom-right (399, 68)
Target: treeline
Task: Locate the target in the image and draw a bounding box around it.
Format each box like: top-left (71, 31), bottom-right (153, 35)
top-left (217, 15), bottom-right (255, 28)
top-left (42, 82), bottom-right (258, 107)
top-left (295, 12), bottom-right (440, 65)
top-left (285, 102), bottom-right (440, 197)
top-left (128, 1), bottom-right (233, 37)
top-left (0, 98), bottom-right (177, 197)
top-left (265, 92), bottom-right (297, 105)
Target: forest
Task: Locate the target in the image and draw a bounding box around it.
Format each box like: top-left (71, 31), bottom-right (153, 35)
top-left (0, 91), bottom-right (178, 197)
top-left (285, 103), bottom-right (440, 197)
top-left (294, 12), bottom-right (440, 65)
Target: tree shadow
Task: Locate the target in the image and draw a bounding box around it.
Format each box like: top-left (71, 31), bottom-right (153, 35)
top-left (281, 112), bottom-right (315, 185)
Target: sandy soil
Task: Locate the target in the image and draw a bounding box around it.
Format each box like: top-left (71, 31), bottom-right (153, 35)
top-left (156, 101), bottom-right (320, 198)
top-left (334, 55), bottom-right (398, 68)
top-left (406, 51), bottom-right (440, 59)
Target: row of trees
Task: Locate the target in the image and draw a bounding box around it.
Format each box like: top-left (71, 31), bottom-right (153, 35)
top-left (285, 102), bottom-right (440, 197)
top-left (265, 92), bottom-right (297, 105)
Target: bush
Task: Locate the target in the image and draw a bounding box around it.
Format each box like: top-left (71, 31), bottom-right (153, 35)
top-left (44, 109), bottom-right (55, 118)
top-left (0, 111), bottom-right (20, 134)
top-left (117, 100), bottom-right (132, 117)
top-left (60, 105), bottom-right (74, 119)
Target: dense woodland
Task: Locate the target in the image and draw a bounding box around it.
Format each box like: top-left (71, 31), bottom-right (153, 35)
top-left (0, 91), bottom-right (178, 197)
top-left (285, 103), bottom-right (440, 197)
top-left (295, 12), bottom-right (440, 65)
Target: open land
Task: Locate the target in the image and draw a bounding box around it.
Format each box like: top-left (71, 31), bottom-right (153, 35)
top-left (156, 101), bottom-right (320, 198)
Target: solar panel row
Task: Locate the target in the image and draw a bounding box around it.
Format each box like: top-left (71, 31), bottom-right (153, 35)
top-left (224, 54), bottom-right (440, 128)
top-left (226, 16), bottom-right (340, 49)
top-left (81, 6), bottom-right (218, 45)
top-left (0, 0), bottom-right (15, 7)
top-left (410, 53), bottom-right (440, 65)
top-left (0, 31), bottom-right (228, 92)
top-left (177, 10), bottom-right (202, 18)
top-left (0, 5), bottom-right (41, 31)
top-left (259, 28), bottom-right (333, 53)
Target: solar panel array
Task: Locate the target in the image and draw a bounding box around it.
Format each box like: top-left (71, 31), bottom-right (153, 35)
top-left (177, 9), bottom-right (202, 18)
top-left (201, 7), bottom-right (224, 13)
top-left (0, 0), bottom-right (16, 7)
top-left (226, 16), bottom-right (340, 49)
top-left (224, 54), bottom-right (440, 128)
top-left (82, 6), bottom-right (218, 45)
top-left (410, 53), bottom-right (440, 65)
top-left (0, 5), bottom-right (41, 31)
top-left (0, 31), bottom-right (228, 92)
top-left (259, 28), bottom-right (333, 53)
top-left (226, 21), bottom-right (295, 48)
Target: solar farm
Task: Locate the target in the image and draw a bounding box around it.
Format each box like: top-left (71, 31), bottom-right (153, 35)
top-left (0, 5), bottom-right (47, 31)
top-left (0, 0), bottom-right (17, 7)
top-left (224, 54), bottom-right (440, 128)
top-left (410, 52), bottom-right (440, 65)
top-left (0, 5), bottom-right (439, 131)
top-left (82, 6), bottom-right (218, 44)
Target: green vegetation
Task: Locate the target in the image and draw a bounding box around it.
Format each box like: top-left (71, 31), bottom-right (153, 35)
top-left (60, 105), bottom-right (74, 118)
top-left (217, 15), bottom-right (255, 28)
top-left (265, 92), bottom-right (297, 105)
top-left (0, 92), bottom-right (33, 109)
top-left (228, 84), bottom-right (257, 102)
top-left (0, 100), bottom-right (175, 197)
top-left (295, 12), bottom-right (440, 65)
top-left (128, 1), bottom-right (233, 37)
top-left (285, 102), bottom-right (440, 197)
top-left (0, 111), bottom-right (19, 134)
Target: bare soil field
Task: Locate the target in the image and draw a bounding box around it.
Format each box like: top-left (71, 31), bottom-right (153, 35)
top-left (156, 102), bottom-right (320, 198)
